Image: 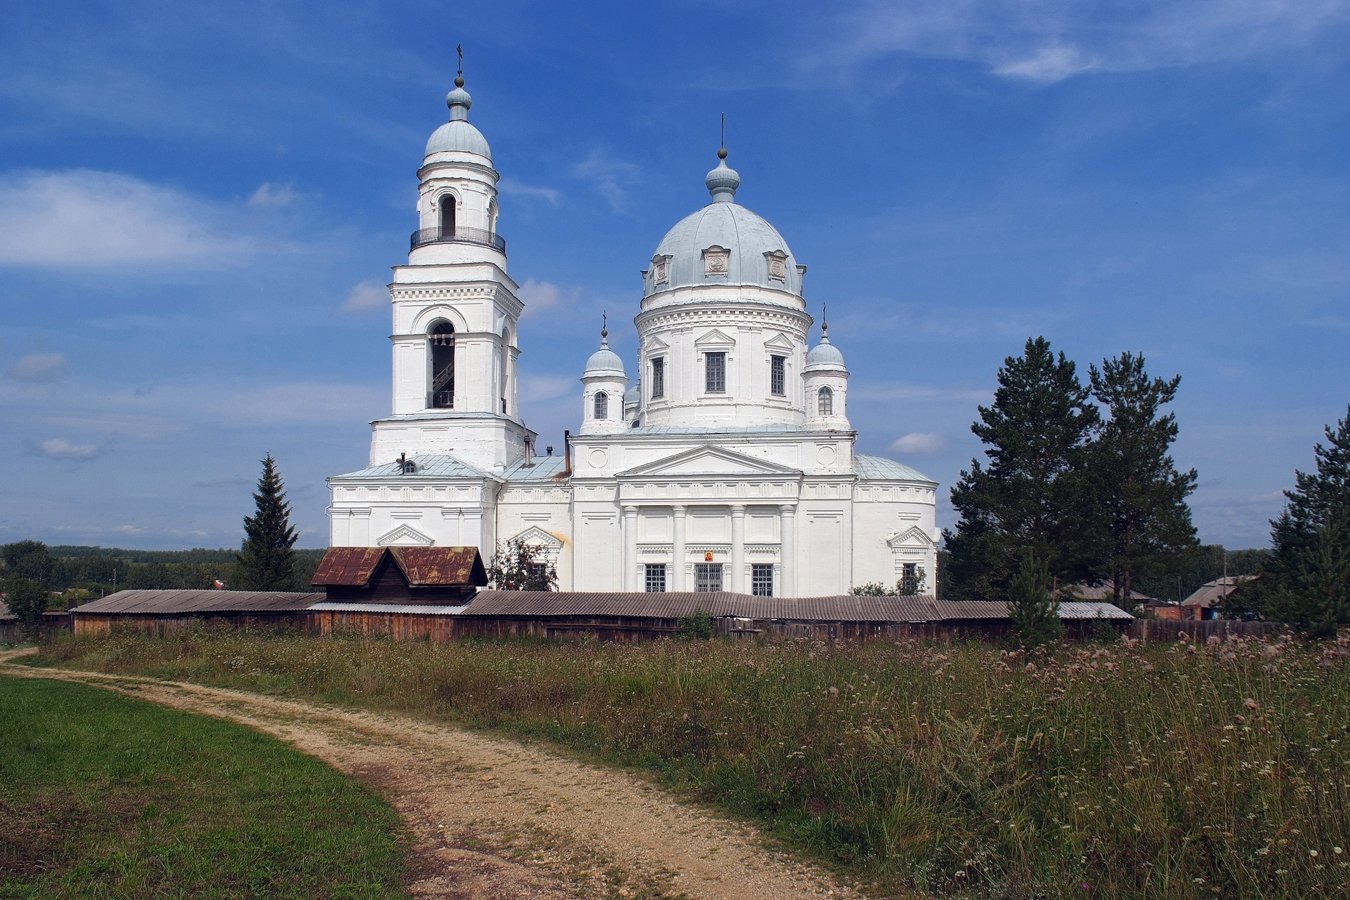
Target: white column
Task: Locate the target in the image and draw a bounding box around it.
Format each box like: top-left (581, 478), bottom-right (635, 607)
top-left (779, 503), bottom-right (796, 597)
top-left (623, 505), bottom-right (639, 592)
top-left (671, 505), bottom-right (687, 592)
top-left (730, 504), bottom-right (745, 594)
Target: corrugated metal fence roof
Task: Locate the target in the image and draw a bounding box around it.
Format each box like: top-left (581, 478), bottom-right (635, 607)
top-left (74, 590), bottom-right (324, 615)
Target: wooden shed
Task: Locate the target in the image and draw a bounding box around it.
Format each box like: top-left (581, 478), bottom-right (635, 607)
top-left (311, 546), bottom-right (486, 605)
top-left (70, 590), bottom-right (323, 636)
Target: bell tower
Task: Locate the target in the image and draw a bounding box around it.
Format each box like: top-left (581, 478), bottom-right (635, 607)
top-left (369, 61), bottom-right (535, 473)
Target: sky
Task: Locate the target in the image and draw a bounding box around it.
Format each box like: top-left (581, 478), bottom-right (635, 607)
top-left (1, 0), bottom-right (1348, 551)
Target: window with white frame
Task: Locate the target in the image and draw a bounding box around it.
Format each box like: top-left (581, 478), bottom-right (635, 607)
top-left (751, 564), bottom-right (774, 597)
top-left (651, 357), bottom-right (664, 399)
top-left (644, 564), bottom-right (666, 592)
top-left (818, 386), bottom-right (833, 416)
top-left (705, 352), bottom-right (726, 393)
top-left (770, 355), bottom-right (785, 396)
top-left (694, 563), bottom-right (723, 592)
top-left (594, 391), bottom-right (608, 420)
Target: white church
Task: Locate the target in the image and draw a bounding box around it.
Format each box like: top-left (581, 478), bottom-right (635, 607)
top-left (326, 71), bottom-right (938, 597)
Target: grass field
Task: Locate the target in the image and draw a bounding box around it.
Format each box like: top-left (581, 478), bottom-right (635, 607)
top-left (0, 673), bottom-right (407, 898)
top-left (33, 628), bottom-right (1350, 898)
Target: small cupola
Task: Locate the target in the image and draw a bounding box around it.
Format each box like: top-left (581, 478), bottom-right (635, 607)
top-left (579, 316), bottom-right (628, 436)
top-left (803, 315), bottom-right (850, 430)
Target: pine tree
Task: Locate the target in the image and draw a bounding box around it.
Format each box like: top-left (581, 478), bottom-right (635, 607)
top-left (944, 337), bottom-right (1100, 600)
top-left (1088, 352), bottom-right (1199, 608)
top-left (1006, 553), bottom-right (1062, 648)
top-left (1260, 404), bottom-right (1350, 629)
top-left (235, 455), bottom-right (299, 591)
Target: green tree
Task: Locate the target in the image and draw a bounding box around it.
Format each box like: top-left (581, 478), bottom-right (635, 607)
top-left (234, 455), bottom-right (299, 591)
top-left (1, 540), bottom-right (56, 588)
top-left (944, 337), bottom-right (1100, 600)
top-left (1087, 352), bottom-right (1199, 608)
top-left (486, 538), bottom-right (557, 591)
top-left (1006, 553), bottom-right (1062, 648)
top-left (850, 567), bottom-right (927, 596)
top-left (1257, 405), bottom-right (1350, 629)
top-left (3, 575), bottom-right (49, 640)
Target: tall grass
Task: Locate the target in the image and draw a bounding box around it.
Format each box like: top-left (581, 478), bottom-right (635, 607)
top-left (36, 628), bottom-right (1350, 897)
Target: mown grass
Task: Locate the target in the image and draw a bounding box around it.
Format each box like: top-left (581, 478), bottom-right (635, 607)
top-left (33, 628), bottom-right (1350, 898)
top-left (0, 673), bottom-right (407, 898)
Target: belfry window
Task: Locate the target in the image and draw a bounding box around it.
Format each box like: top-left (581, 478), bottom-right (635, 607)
top-left (770, 355), bottom-right (786, 396)
top-left (439, 196), bottom-right (456, 237)
top-left (705, 352), bottom-right (726, 393)
top-left (594, 391), bottom-right (608, 420)
top-left (651, 358), bottom-right (664, 399)
top-left (818, 386), bottom-right (833, 416)
top-left (429, 322), bottom-right (455, 409)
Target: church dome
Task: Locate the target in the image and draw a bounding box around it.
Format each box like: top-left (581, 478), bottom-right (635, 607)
top-left (644, 150), bottom-right (801, 298)
top-left (425, 78), bottom-right (492, 159)
top-left (805, 326), bottom-right (846, 371)
top-left (583, 334), bottom-right (625, 378)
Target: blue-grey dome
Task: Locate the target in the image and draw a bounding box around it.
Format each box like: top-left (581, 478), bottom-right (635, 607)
top-left (583, 336), bottom-right (626, 378)
top-left (805, 330), bottom-right (846, 370)
top-left (623, 383), bottom-right (640, 406)
top-left (425, 81), bottom-right (492, 159)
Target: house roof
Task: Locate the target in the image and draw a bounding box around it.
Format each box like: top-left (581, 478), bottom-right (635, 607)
top-left (311, 546), bottom-right (486, 588)
top-left (1062, 583), bottom-right (1157, 602)
top-left (1181, 575), bottom-right (1259, 608)
top-left (73, 590), bottom-right (324, 615)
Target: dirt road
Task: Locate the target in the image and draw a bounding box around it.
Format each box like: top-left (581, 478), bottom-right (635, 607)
top-left (2, 653), bottom-right (859, 899)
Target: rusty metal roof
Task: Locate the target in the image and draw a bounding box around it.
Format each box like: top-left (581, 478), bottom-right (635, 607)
top-left (73, 590), bottom-right (324, 615)
top-left (388, 547), bottom-right (486, 586)
top-left (311, 547), bottom-right (387, 586)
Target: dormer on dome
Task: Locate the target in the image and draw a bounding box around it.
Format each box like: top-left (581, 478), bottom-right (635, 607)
top-left (580, 320), bottom-right (628, 436)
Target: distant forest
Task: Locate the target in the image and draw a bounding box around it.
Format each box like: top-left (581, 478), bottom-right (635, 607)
top-left (46, 546), bottom-right (327, 597)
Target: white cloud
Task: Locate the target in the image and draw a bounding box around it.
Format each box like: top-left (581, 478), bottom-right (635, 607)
top-left (38, 437), bottom-right (101, 461)
top-left (820, 0), bottom-right (1350, 85)
top-left (994, 45), bottom-right (1096, 82)
top-left (517, 278), bottom-right (583, 319)
top-left (0, 169), bottom-right (258, 268)
top-left (6, 352), bottom-right (68, 382)
top-left (573, 151), bottom-right (640, 213)
top-left (498, 178), bottom-right (563, 207)
top-left (891, 432), bottom-right (947, 455)
top-left (247, 181), bottom-right (299, 209)
top-left (341, 279), bottom-right (387, 313)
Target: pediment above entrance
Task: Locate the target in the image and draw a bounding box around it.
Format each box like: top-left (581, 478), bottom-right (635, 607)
top-left (619, 446), bottom-right (801, 479)
top-left (377, 523), bottom-right (435, 546)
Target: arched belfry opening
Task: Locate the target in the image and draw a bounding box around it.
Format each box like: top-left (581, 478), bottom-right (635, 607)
top-left (429, 321), bottom-right (455, 408)
top-left (439, 196), bottom-right (456, 238)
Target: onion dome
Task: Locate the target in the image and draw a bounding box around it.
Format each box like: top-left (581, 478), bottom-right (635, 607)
top-left (805, 321), bottom-right (846, 371)
top-left (425, 71), bottom-right (492, 159)
top-left (583, 329), bottom-right (626, 378)
top-left (644, 147), bottom-right (801, 298)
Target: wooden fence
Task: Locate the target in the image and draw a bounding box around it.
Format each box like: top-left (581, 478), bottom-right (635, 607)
top-left (1126, 619), bottom-right (1286, 642)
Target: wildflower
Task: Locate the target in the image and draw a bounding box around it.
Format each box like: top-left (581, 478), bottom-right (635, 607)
top-left (1335, 847), bottom-right (1344, 855)
top-left (1310, 849), bottom-right (1319, 858)
top-left (1244, 698), bottom-right (1258, 710)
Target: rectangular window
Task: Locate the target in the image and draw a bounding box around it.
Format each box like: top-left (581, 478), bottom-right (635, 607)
top-left (751, 564), bottom-right (774, 597)
top-left (694, 563), bottom-right (723, 593)
top-left (651, 357), bottom-right (664, 399)
top-left (644, 564), bottom-right (667, 593)
top-left (770, 355), bottom-right (785, 396)
top-left (705, 352), bottom-right (726, 393)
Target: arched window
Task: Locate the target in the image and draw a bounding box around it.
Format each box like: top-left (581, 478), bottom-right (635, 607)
top-left (439, 196), bottom-right (456, 237)
top-left (594, 391), bottom-right (608, 420)
top-left (818, 386), bottom-right (833, 417)
top-left (429, 322), bottom-right (455, 408)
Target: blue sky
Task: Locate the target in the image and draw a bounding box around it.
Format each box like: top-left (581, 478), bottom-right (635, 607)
top-left (1, 0), bottom-right (1347, 551)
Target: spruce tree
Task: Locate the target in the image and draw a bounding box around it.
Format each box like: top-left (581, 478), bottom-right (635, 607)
top-left (944, 337), bottom-right (1100, 599)
top-left (1260, 404), bottom-right (1350, 629)
top-left (1088, 352), bottom-right (1199, 607)
top-left (235, 455), bottom-right (299, 591)
top-left (1006, 553), bottom-right (1062, 648)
